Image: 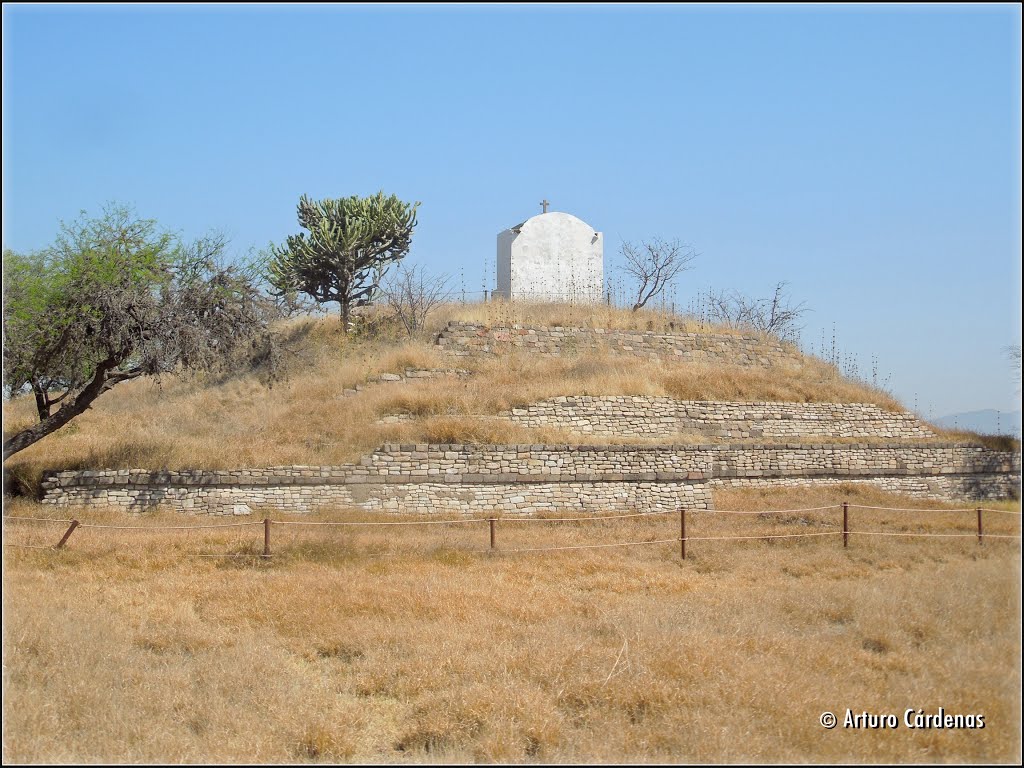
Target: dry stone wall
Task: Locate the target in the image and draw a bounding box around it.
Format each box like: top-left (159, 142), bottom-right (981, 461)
top-left (436, 322), bottom-right (803, 368)
top-left (502, 396), bottom-right (934, 441)
top-left (707, 475), bottom-right (1014, 500)
top-left (41, 443), bottom-right (1019, 515)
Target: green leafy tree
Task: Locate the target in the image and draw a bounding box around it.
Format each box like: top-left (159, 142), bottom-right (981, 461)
top-left (267, 192), bottom-right (420, 330)
top-left (2, 205), bottom-right (279, 460)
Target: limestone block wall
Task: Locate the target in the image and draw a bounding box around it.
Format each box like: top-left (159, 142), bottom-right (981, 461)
top-left (707, 475), bottom-right (1014, 500)
top-left (436, 322), bottom-right (803, 368)
top-left (502, 397), bottom-right (935, 441)
top-left (704, 443), bottom-right (1019, 501)
top-left (41, 443), bottom-right (1019, 514)
top-left (705, 443), bottom-right (1017, 480)
top-left (40, 445), bottom-right (714, 516)
top-left (353, 444), bottom-right (710, 482)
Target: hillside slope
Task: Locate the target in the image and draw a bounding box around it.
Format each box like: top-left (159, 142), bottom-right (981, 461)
top-left (1, 304), bottom-right (980, 494)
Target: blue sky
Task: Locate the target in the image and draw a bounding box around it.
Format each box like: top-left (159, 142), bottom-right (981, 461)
top-left (3, 3), bottom-right (1021, 418)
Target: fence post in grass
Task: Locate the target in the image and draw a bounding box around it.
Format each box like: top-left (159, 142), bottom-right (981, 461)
top-left (977, 507), bottom-right (983, 546)
top-left (842, 502), bottom-right (849, 549)
top-left (489, 517), bottom-right (496, 551)
top-left (263, 517), bottom-right (271, 558)
top-left (54, 519), bottom-right (79, 550)
top-left (680, 507), bottom-right (687, 560)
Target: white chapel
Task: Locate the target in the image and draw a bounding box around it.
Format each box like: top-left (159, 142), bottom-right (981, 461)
top-left (495, 202), bottom-right (604, 303)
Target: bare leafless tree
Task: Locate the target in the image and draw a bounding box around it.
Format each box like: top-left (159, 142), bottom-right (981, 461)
top-left (618, 238), bottom-right (697, 312)
top-left (708, 281), bottom-right (808, 342)
top-left (381, 263), bottom-right (453, 337)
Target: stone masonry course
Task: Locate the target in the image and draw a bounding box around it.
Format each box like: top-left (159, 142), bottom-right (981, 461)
top-left (41, 443), bottom-right (1020, 515)
top-left (435, 322), bottom-right (804, 368)
top-left (498, 396), bottom-right (935, 441)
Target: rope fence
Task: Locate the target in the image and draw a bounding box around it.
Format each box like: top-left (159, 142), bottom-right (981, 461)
top-left (700, 505), bottom-right (838, 516)
top-left (846, 505), bottom-right (1023, 515)
top-left (1, 515), bottom-right (74, 523)
top-left (490, 509), bottom-right (674, 523)
top-left (77, 520), bottom-right (265, 531)
top-left (846, 531), bottom-right (1023, 540)
top-left (495, 537), bottom-right (681, 554)
top-left (684, 531), bottom-right (843, 542)
top-left (272, 517), bottom-right (489, 527)
top-left (3, 502), bottom-right (1020, 559)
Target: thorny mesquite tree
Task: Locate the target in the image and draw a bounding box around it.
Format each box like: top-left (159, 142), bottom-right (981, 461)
top-left (2, 205), bottom-right (280, 460)
top-left (267, 192), bottom-right (420, 330)
top-left (619, 238), bottom-right (697, 312)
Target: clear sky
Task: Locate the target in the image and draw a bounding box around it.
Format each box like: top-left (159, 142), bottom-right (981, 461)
top-left (3, 3), bottom-right (1021, 419)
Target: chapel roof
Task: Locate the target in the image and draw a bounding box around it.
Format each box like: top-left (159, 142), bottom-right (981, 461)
top-left (507, 210), bottom-right (599, 235)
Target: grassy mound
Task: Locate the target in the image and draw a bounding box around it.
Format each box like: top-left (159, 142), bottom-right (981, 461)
top-left (2, 303), bottom-right (1005, 494)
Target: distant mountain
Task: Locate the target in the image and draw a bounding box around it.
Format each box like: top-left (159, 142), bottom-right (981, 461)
top-left (932, 409), bottom-right (1021, 437)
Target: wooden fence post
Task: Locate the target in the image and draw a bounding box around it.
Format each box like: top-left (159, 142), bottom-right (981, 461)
top-left (842, 502), bottom-right (849, 549)
top-left (263, 518), bottom-right (271, 558)
top-left (977, 507), bottom-right (983, 546)
top-left (680, 508), bottom-right (687, 560)
top-left (489, 517), bottom-right (496, 551)
top-left (54, 519), bottom-right (80, 549)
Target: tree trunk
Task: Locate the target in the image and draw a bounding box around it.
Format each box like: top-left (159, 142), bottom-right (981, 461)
top-left (3, 358), bottom-right (137, 461)
top-left (32, 383), bottom-right (51, 421)
top-left (341, 300), bottom-right (350, 333)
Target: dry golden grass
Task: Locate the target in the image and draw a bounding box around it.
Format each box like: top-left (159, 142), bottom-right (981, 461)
top-left (931, 429), bottom-right (1021, 453)
top-left (3, 310), bottom-right (924, 497)
top-left (3, 305), bottom-right (1019, 762)
top-left (434, 299), bottom-right (719, 335)
top-left (3, 486), bottom-right (1020, 763)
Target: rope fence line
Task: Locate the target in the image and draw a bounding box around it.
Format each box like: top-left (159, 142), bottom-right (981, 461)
top-left (686, 531), bottom-right (843, 542)
top-left (699, 505), bottom-right (839, 516)
top-left (274, 517), bottom-right (488, 528)
top-left (3, 515), bottom-right (74, 524)
top-left (3, 499), bottom-right (1019, 558)
top-left (495, 537), bottom-right (681, 554)
top-left (843, 505), bottom-right (1019, 518)
top-left (848, 505), bottom-right (979, 512)
top-left (849, 531), bottom-right (1023, 540)
top-left (495, 510), bottom-right (674, 523)
top-left (275, 509), bottom-right (678, 526)
top-left (76, 521), bottom-right (265, 531)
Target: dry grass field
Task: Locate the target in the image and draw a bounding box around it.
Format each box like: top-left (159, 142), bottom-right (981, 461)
top-left (3, 486), bottom-right (1021, 764)
top-left (3, 304), bottom-right (1020, 763)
